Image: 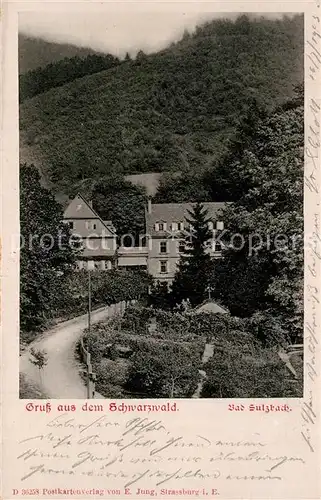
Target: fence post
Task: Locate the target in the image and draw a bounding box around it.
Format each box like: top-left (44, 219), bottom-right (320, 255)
top-left (86, 352), bottom-right (91, 399)
top-left (80, 299), bottom-right (134, 399)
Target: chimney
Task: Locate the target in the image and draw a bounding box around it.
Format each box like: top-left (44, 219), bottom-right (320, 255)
top-left (88, 200), bottom-right (93, 208)
top-left (147, 198), bottom-right (152, 214)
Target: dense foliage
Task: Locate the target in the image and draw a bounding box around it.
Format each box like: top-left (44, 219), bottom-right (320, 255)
top-left (20, 15), bottom-right (303, 194)
top-left (20, 15), bottom-right (304, 397)
top-left (20, 164), bottom-right (151, 338)
top-left (20, 54), bottom-right (120, 102)
top-left (20, 163), bottom-right (77, 334)
top-left (19, 34), bottom-right (102, 73)
top-left (171, 203), bottom-right (213, 306)
top-left (70, 268), bottom-right (152, 307)
top-left (69, 174), bottom-right (148, 239)
top-left (201, 341), bottom-right (302, 398)
top-left (209, 85), bottom-right (304, 342)
top-left (84, 306), bottom-right (302, 398)
top-left (84, 315), bottom-right (202, 398)
top-left (153, 172), bottom-right (212, 204)
top-left (126, 342), bottom-right (201, 397)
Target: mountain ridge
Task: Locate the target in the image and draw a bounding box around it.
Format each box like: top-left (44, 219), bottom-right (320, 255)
top-left (19, 14), bottom-right (304, 198)
top-left (19, 34), bottom-right (104, 73)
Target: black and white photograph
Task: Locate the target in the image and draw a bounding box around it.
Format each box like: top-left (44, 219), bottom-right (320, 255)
top-left (19, 9), bottom-right (304, 400)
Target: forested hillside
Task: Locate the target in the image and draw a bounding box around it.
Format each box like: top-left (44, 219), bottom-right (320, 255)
top-left (19, 14), bottom-right (303, 197)
top-left (20, 53), bottom-right (121, 102)
top-left (19, 34), bottom-right (103, 73)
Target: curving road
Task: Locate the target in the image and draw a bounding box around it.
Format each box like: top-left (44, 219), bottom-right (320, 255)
top-left (20, 306), bottom-right (115, 399)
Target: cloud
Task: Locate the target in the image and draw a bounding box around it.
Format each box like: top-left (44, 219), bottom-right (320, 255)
top-left (19, 10), bottom-right (293, 58)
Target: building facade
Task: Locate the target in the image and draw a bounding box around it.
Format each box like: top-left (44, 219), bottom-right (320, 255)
top-left (64, 194), bottom-right (225, 284)
top-left (145, 200), bottom-right (225, 284)
top-left (63, 194), bottom-right (117, 271)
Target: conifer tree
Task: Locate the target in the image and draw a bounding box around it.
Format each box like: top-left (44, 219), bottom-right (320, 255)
top-left (171, 203), bottom-right (213, 306)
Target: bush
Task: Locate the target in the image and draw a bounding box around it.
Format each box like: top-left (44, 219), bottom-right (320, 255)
top-left (68, 268), bottom-right (152, 307)
top-left (126, 342), bottom-right (201, 398)
top-left (83, 304), bottom-right (303, 399)
top-left (201, 341), bottom-right (302, 398)
top-left (121, 306), bottom-right (154, 334)
top-left (94, 359), bottom-right (129, 398)
top-left (83, 314), bottom-right (204, 398)
top-left (154, 310), bottom-right (190, 335)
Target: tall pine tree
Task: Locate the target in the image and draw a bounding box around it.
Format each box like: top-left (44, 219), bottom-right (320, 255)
top-left (171, 203), bottom-right (213, 306)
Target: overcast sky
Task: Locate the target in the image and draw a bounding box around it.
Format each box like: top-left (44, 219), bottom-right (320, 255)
top-left (19, 10), bottom-right (288, 58)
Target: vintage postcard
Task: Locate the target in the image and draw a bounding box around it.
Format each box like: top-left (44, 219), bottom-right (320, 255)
top-left (1, 0), bottom-right (320, 498)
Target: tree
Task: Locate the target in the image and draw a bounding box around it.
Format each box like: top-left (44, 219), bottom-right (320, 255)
top-left (29, 348), bottom-right (48, 384)
top-left (90, 175), bottom-right (148, 243)
top-left (148, 281), bottom-right (171, 310)
top-left (136, 50), bottom-right (147, 63)
top-left (154, 172), bottom-right (211, 204)
top-left (70, 268), bottom-right (152, 307)
top-left (171, 203), bottom-right (213, 306)
top-left (209, 85), bottom-right (304, 342)
top-left (20, 163), bottom-right (78, 332)
top-left (20, 53), bottom-right (120, 102)
top-left (204, 98), bottom-right (268, 202)
top-left (20, 15), bottom-right (303, 192)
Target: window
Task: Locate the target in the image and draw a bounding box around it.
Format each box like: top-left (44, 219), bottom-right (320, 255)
top-left (160, 241), bottom-right (167, 253)
top-left (208, 221), bottom-right (214, 231)
top-left (160, 260), bottom-right (168, 273)
top-left (214, 241), bottom-right (223, 252)
top-left (86, 221), bottom-right (97, 230)
top-left (169, 222), bottom-right (183, 232)
top-left (155, 222), bottom-right (167, 232)
top-left (179, 241), bottom-right (185, 253)
top-left (68, 221), bottom-right (74, 230)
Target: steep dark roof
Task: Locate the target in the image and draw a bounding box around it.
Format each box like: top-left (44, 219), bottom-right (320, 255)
top-left (146, 202), bottom-right (227, 233)
top-left (64, 193), bottom-right (116, 234)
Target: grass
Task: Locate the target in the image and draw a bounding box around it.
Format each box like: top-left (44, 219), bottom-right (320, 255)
top-left (19, 373), bottom-right (48, 399)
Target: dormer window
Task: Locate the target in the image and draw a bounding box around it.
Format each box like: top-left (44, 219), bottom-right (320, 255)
top-left (155, 222), bottom-right (167, 232)
top-left (168, 222), bottom-right (183, 232)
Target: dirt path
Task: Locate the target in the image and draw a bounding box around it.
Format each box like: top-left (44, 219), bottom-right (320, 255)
top-left (192, 343), bottom-right (214, 398)
top-left (20, 306), bottom-right (114, 399)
